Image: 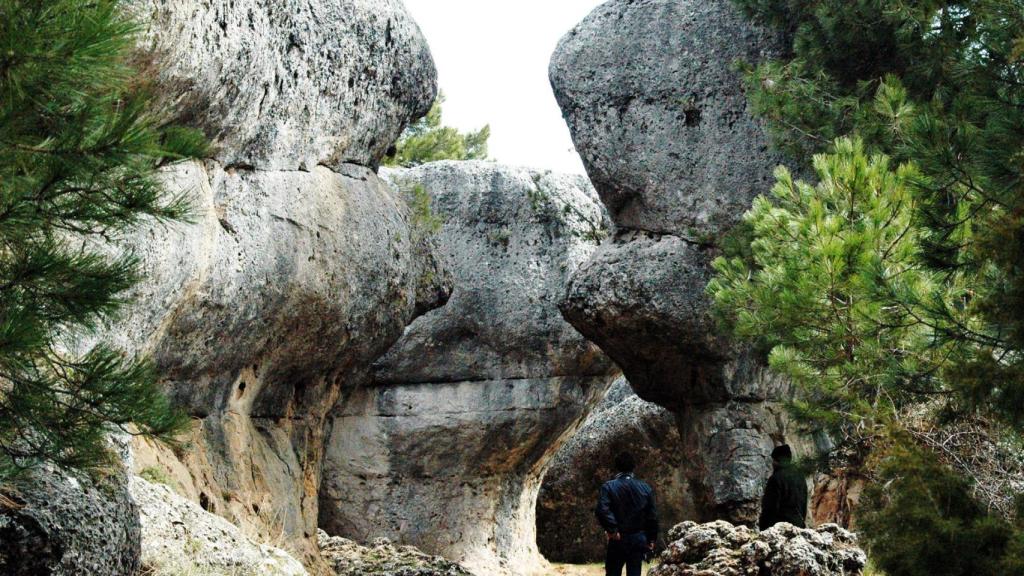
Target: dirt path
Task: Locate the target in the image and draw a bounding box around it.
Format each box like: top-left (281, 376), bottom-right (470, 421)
top-left (550, 563), bottom-right (652, 575)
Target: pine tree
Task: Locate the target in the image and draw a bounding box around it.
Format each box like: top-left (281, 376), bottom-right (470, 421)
top-left (727, 0), bottom-right (1024, 426)
top-left (708, 138), bottom-right (962, 433)
top-left (383, 92), bottom-right (490, 167)
top-left (714, 2), bottom-right (1024, 573)
top-left (0, 0), bottom-right (205, 480)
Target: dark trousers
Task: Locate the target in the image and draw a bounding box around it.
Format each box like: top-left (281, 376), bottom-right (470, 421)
top-left (605, 534), bottom-right (646, 576)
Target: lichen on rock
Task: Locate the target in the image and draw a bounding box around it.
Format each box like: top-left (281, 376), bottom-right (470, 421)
top-left (0, 448), bottom-right (140, 576)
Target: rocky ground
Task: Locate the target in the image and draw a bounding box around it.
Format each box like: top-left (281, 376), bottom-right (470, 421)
top-left (552, 563), bottom-right (652, 576)
top-left (319, 530), bottom-right (473, 576)
top-left (651, 521), bottom-right (866, 576)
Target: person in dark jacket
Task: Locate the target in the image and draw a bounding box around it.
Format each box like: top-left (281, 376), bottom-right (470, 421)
top-left (758, 444), bottom-right (808, 529)
top-left (595, 452), bottom-right (658, 576)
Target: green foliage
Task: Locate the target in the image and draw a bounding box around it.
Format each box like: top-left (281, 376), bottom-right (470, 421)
top-left (709, 138), bottom-right (970, 433)
top-left (383, 93), bottom-right (490, 167)
top-left (526, 173), bottom-right (608, 244)
top-left (0, 0), bottom-right (203, 480)
top-left (717, 1), bottom-right (1024, 573)
top-left (723, 0), bottom-right (1024, 430)
top-left (139, 465), bottom-right (177, 489)
top-left (408, 183), bottom-right (443, 240)
top-left (859, 435), bottom-right (1024, 576)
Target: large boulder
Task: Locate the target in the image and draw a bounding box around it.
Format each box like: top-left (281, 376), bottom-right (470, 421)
top-left (319, 161), bottom-right (617, 576)
top-left (551, 0), bottom-right (796, 522)
top-left (0, 452), bottom-right (140, 575)
top-left (536, 377), bottom-right (694, 564)
top-left (650, 520), bottom-right (866, 576)
top-left (128, 0), bottom-right (436, 171)
top-left (549, 0), bottom-right (787, 238)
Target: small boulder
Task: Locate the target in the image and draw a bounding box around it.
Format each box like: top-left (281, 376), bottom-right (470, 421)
top-left (319, 530), bottom-right (473, 576)
top-left (652, 520), bottom-right (867, 576)
top-left (0, 462), bottom-right (140, 575)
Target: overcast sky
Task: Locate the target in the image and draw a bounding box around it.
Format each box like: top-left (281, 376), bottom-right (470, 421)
top-left (402, 0), bottom-right (605, 175)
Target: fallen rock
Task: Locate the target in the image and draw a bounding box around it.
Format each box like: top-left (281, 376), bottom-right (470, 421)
top-left (651, 520), bottom-right (866, 576)
top-left (0, 453), bottom-right (139, 575)
top-left (128, 0), bottom-right (436, 170)
top-left (131, 476), bottom-right (307, 576)
top-left (320, 161), bottom-right (617, 575)
top-left (537, 377), bottom-right (694, 563)
top-left (319, 530), bottom-right (473, 576)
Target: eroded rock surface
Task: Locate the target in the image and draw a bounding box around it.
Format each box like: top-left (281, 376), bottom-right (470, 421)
top-left (651, 521), bottom-right (866, 576)
top-left (319, 530), bottom-right (472, 576)
top-left (128, 0), bottom-right (436, 171)
top-left (131, 476), bottom-right (307, 576)
top-left (536, 377), bottom-right (693, 563)
top-left (550, 0), bottom-right (787, 238)
top-left (320, 162), bottom-right (617, 575)
top-left (551, 0), bottom-right (795, 523)
top-left (55, 1), bottom-right (449, 569)
top-left (101, 159), bottom-right (449, 566)
top-left (0, 459), bottom-right (139, 575)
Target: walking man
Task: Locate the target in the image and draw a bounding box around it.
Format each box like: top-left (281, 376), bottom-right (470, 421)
top-left (758, 444), bottom-right (808, 529)
top-left (595, 452), bottom-right (658, 576)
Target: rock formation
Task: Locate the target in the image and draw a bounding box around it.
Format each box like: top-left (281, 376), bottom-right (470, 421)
top-left (131, 476), bottom-right (307, 576)
top-left (319, 161), bottom-right (618, 575)
top-left (536, 377), bottom-right (694, 563)
top-left (550, 0), bottom-right (794, 522)
top-left (650, 520), bottom-right (866, 576)
top-left (127, 0), bottom-right (436, 171)
top-left (319, 530), bottom-right (473, 576)
top-left (0, 441), bottom-right (140, 576)
top-left (75, 0), bottom-right (447, 568)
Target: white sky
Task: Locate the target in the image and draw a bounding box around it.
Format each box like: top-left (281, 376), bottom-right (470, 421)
top-left (402, 0), bottom-right (605, 175)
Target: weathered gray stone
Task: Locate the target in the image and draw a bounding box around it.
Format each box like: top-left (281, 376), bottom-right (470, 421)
top-left (550, 0), bottom-right (788, 237)
top-left (551, 0), bottom-right (799, 524)
top-left (131, 476), bottom-right (307, 576)
top-left (320, 161), bottom-right (617, 576)
top-left (674, 402), bottom-right (787, 523)
top-left (560, 232), bottom-right (747, 410)
top-left (319, 530), bottom-right (473, 576)
top-left (129, 0), bottom-right (436, 171)
top-left (0, 460), bottom-right (140, 575)
top-left (651, 520), bottom-right (866, 576)
top-left (95, 159), bottom-right (451, 567)
top-left (537, 377), bottom-right (695, 563)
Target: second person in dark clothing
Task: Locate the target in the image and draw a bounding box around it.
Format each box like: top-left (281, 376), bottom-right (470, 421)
top-left (595, 452), bottom-right (658, 576)
top-left (758, 444), bottom-right (808, 530)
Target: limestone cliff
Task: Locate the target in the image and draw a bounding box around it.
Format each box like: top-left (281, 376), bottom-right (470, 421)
top-left (550, 0), bottom-right (795, 523)
top-left (97, 0), bottom-right (448, 569)
top-left (319, 161), bottom-right (618, 575)
top-left (536, 377), bottom-right (694, 563)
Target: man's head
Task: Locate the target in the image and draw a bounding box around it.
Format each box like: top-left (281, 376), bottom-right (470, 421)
top-left (771, 444), bottom-right (793, 465)
top-left (614, 451), bottom-right (636, 473)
